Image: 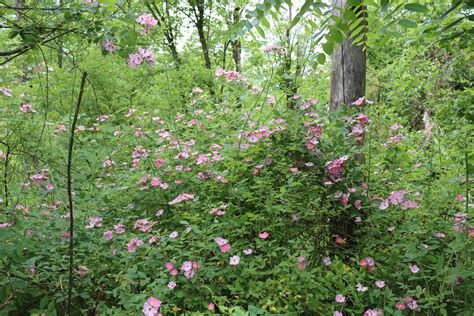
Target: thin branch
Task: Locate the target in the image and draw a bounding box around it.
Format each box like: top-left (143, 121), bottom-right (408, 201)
top-left (36, 45), bottom-right (50, 146)
top-left (66, 71), bottom-right (87, 314)
top-left (1, 141), bottom-right (10, 207)
top-left (0, 46), bottom-right (27, 57)
top-left (0, 3), bottom-right (70, 11)
top-left (1, 28), bottom-right (78, 65)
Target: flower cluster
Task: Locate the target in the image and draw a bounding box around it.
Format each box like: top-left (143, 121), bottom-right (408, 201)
top-left (132, 145), bottom-right (149, 167)
top-left (379, 190), bottom-right (418, 210)
top-left (114, 223), bottom-right (125, 234)
top-left (409, 263), bottom-right (420, 274)
top-left (164, 262), bottom-right (179, 276)
top-left (30, 172), bottom-right (48, 185)
top-left (134, 219), bottom-right (156, 233)
top-left (383, 133), bottom-right (404, 147)
top-left (104, 230), bottom-right (113, 241)
top-left (127, 237), bottom-right (144, 253)
top-left (0, 87), bottom-right (12, 97)
top-left (169, 193), bottom-right (195, 205)
top-left (359, 257), bottom-right (375, 272)
top-left (403, 296), bottom-right (419, 311)
top-left (352, 96), bottom-right (372, 106)
top-left (363, 308), bottom-right (383, 316)
top-left (215, 67), bottom-right (245, 81)
top-left (263, 44), bottom-right (284, 55)
top-left (85, 217), bottom-right (103, 229)
top-left (142, 297), bottom-right (161, 316)
top-left (102, 39), bottom-right (117, 53)
top-left (210, 203), bottom-right (227, 216)
top-left (215, 236), bottom-right (231, 253)
top-left (356, 283), bottom-right (368, 292)
top-left (180, 260), bottom-right (200, 279)
top-left (229, 255), bottom-right (240, 265)
top-left (136, 13), bottom-right (158, 35)
top-left (150, 177), bottom-right (169, 189)
top-left (453, 212), bottom-right (469, 232)
top-left (20, 103), bottom-right (36, 113)
top-left (348, 113), bottom-right (369, 141)
top-left (335, 294), bottom-right (346, 303)
top-left (304, 122), bottom-right (323, 151)
top-left (128, 48), bottom-right (155, 68)
top-left (241, 126), bottom-right (279, 143)
top-left (102, 158), bottom-right (115, 168)
top-left (300, 98), bottom-right (317, 110)
top-left (297, 256), bottom-right (307, 270)
top-left (325, 156), bottom-right (349, 182)
top-left (323, 256), bottom-right (332, 266)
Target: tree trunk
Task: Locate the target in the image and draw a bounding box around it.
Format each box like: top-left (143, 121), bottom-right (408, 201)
top-left (231, 7), bottom-right (241, 72)
top-left (146, 1), bottom-right (181, 66)
top-left (197, 19), bottom-right (211, 69)
top-left (188, 0), bottom-right (212, 69)
top-left (283, 6), bottom-right (299, 108)
top-left (57, 0), bottom-right (63, 68)
top-left (329, 0), bottom-right (366, 111)
top-left (163, 1), bottom-right (180, 66)
top-left (15, 0), bottom-right (23, 20)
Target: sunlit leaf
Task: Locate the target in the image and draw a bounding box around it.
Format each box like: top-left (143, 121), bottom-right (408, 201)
top-left (398, 19), bottom-right (418, 28)
top-left (404, 3), bottom-right (429, 13)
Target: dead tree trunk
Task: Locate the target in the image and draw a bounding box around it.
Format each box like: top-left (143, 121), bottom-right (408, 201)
top-left (329, 0), bottom-right (366, 111)
top-left (231, 7), bottom-right (241, 72)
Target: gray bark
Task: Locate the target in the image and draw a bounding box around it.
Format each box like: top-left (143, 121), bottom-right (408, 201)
top-left (329, 0), bottom-right (366, 111)
top-left (191, 0), bottom-right (211, 69)
top-left (231, 7), bottom-right (241, 72)
top-left (15, 0), bottom-right (23, 20)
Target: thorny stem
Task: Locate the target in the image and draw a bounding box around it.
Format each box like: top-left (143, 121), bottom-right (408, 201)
top-left (66, 71), bottom-right (87, 314)
top-left (366, 106), bottom-right (372, 199)
top-left (466, 150), bottom-right (469, 213)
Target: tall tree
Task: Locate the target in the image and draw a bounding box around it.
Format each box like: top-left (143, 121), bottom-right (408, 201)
top-left (329, 0), bottom-right (366, 111)
top-left (57, 0), bottom-right (64, 68)
top-left (146, 0), bottom-right (181, 66)
top-left (184, 0), bottom-right (212, 69)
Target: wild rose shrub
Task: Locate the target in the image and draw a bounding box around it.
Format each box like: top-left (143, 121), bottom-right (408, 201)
top-left (0, 60), bottom-right (472, 315)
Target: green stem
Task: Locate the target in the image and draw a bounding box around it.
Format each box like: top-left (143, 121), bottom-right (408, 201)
top-left (66, 71), bottom-right (87, 314)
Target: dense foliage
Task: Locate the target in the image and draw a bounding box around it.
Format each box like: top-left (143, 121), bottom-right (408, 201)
top-left (0, 0), bottom-right (472, 315)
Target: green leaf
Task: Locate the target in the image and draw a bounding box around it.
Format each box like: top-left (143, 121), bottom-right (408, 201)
top-left (316, 53), bottom-right (326, 64)
top-left (255, 25), bottom-right (266, 38)
top-left (331, 29), bottom-right (344, 43)
top-left (40, 297), bottom-right (49, 309)
top-left (0, 228), bottom-right (14, 240)
top-left (260, 16), bottom-right (270, 29)
top-left (290, 0), bottom-right (312, 29)
top-left (343, 9), bottom-right (357, 21)
top-left (364, 0), bottom-right (379, 7)
top-left (398, 19), bottom-right (418, 28)
top-left (289, 16), bottom-right (301, 29)
top-left (120, 29), bottom-right (137, 45)
top-left (322, 41), bottom-right (334, 55)
top-left (101, 0), bottom-right (116, 12)
top-left (404, 3), bottom-right (429, 13)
